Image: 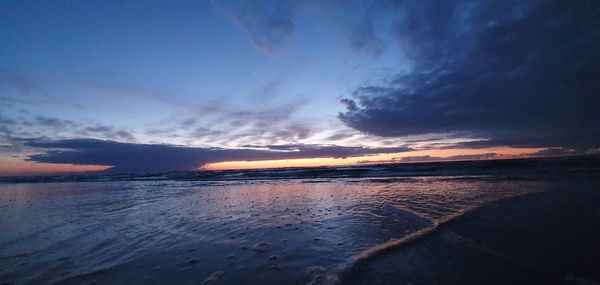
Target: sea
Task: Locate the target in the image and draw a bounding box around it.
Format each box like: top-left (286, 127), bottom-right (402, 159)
top-left (1, 156), bottom-right (599, 284)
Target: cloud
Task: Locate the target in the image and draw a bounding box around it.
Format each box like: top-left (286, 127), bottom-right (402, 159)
top-left (35, 116), bottom-right (75, 128)
top-left (427, 138), bottom-right (546, 150)
top-left (398, 153), bottom-right (498, 163)
top-left (213, 0), bottom-right (295, 56)
top-left (24, 138), bottom-right (412, 173)
top-left (339, 1), bottom-right (600, 151)
top-left (0, 71), bottom-right (37, 95)
top-left (356, 152), bottom-right (499, 164)
top-left (326, 131), bottom-right (356, 141)
top-left (83, 125), bottom-right (136, 141)
top-left (531, 147), bottom-right (575, 157)
top-left (85, 126), bottom-right (112, 133)
top-left (346, 10), bottom-right (384, 56)
top-left (183, 100), bottom-right (313, 146)
top-left (213, 1), bottom-right (389, 57)
top-left (241, 143), bottom-right (411, 159)
top-left (0, 116), bottom-right (19, 151)
top-left (180, 118), bottom-right (197, 128)
top-left (114, 130), bottom-right (135, 141)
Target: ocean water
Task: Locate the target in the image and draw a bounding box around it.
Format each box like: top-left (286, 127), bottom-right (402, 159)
top-left (1, 157), bottom-right (599, 284)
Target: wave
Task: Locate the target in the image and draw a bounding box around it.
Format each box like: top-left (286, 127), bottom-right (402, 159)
top-left (323, 191), bottom-right (550, 285)
top-left (350, 213), bottom-right (459, 264)
top-left (298, 204), bottom-right (475, 285)
top-left (333, 208), bottom-right (470, 283)
top-left (2, 155), bottom-right (597, 184)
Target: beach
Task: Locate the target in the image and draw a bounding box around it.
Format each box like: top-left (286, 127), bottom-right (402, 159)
top-left (343, 176), bottom-right (600, 285)
top-left (3, 1), bottom-right (598, 283)
top-left (1, 157), bottom-right (599, 284)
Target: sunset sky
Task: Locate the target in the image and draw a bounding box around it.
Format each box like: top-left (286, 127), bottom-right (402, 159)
top-left (1, 0), bottom-right (598, 175)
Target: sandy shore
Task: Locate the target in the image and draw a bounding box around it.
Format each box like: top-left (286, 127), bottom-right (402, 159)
top-left (343, 178), bottom-right (600, 285)
top-left (1, 163), bottom-right (598, 285)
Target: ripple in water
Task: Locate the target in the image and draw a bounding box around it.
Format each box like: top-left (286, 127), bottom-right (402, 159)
top-left (0, 177), bottom-right (552, 284)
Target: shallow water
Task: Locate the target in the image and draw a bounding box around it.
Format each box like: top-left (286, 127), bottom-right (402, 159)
top-left (2, 157), bottom-right (600, 284)
top-left (0, 173), bottom-right (561, 285)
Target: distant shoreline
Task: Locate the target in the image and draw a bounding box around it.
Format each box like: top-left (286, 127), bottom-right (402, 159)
top-left (1, 155), bottom-right (598, 184)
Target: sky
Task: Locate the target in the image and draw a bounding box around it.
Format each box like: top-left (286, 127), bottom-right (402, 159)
top-left (1, 0), bottom-right (599, 175)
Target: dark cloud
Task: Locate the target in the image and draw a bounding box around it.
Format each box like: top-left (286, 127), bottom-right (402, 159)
top-left (531, 147), bottom-right (575, 157)
top-left (339, 98), bottom-right (358, 112)
top-left (398, 153), bottom-right (498, 163)
top-left (429, 138), bottom-right (546, 150)
top-left (24, 138), bottom-right (412, 173)
top-left (339, 1), bottom-right (600, 151)
top-left (356, 152), bottom-right (498, 164)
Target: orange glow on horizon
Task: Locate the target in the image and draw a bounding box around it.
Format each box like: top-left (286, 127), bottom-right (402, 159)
top-left (203, 147), bottom-right (545, 171)
top-left (0, 159), bottom-right (111, 176)
top-left (1, 147), bottom-right (549, 175)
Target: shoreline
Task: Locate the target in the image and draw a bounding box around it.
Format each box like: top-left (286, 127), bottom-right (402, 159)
top-left (343, 181), bottom-right (600, 285)
top-left (2, 172), bottom-right (598, 285)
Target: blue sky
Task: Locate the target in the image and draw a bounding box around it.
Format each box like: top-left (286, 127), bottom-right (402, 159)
top-left (1, 0), bottom-right (598, 174)
top-left (1, 0), bottom-right (408, 147)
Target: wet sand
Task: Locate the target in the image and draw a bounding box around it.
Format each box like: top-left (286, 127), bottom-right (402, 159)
top-left (343, 178), bottom-right (600, 285)
top-left (1, 157), bottom-right (599, 284)
top-left (0, 176), bottom-right (553, 285)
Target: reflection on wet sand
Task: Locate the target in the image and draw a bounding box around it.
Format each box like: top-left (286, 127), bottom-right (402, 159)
top-left (0, 175), bottom-right (555, 284)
